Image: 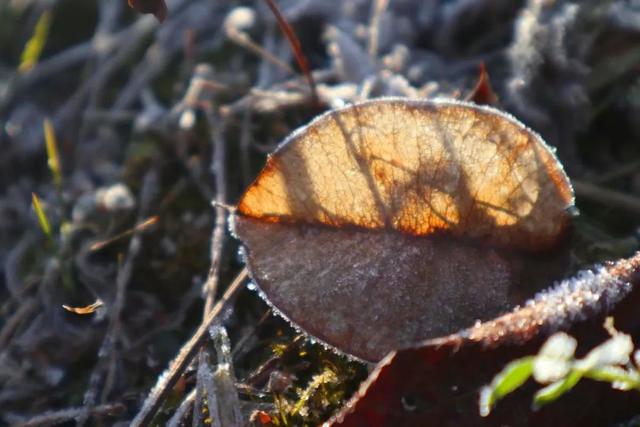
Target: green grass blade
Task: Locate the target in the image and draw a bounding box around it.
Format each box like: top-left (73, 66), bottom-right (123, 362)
top-left (19, 10), bottom-right (52, 72)
top-left (31, 192), bottom-right (52, 239)
top-left (43, 118), bottom-right (62, 190)
top-left (480, 356), bottom-right (534, 416)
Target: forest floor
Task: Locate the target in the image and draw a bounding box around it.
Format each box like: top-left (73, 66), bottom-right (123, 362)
top-left (1, 0), bottom-right (640, 425)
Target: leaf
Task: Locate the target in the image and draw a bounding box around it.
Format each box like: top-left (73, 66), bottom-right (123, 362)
top-left (62, 299), bottom-right (104, 315)
top-left (43, 118), bottom-right (62, 190)
top-left (32, 192), bottom-right (52, 239)
top-left (480, 356), bottom-right (534, 416)
top-left (533, 370), bottom-right (582, 408)
top-left (327, 252), bottom-right (640, 426)
top-left (465, 63), bottom-right (498, 106)
top-left (127, 0), bottom-right (167, 22)
top-left (585, 365), bottom-right (639, 391)
top-left (19, 11), bottom-right (51, 72)
top-left (233, 98), bottom-right (574, 361)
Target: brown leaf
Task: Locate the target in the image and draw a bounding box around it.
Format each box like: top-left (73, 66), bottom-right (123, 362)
top-left (233, 99), bottom-right (574, 362)
top-left (327, 252), bottom-right (640, 426)
top-left (466, 63), bottom-right (499, 106)
top-left (128, 0), bottom-right (167, 22)
top-left (62, 299), bottom-right (104, 315)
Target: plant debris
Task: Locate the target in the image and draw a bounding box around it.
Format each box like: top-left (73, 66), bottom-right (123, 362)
top-left (1, 0), bottom-right (639, 425)
top-left (233, 98), bottom-right (574, 362)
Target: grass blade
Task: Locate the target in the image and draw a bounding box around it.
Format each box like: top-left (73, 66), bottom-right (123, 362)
top-left (32, 192), bottom-right (52, 240)
top-left (19, 11), bottom-right (52, 72)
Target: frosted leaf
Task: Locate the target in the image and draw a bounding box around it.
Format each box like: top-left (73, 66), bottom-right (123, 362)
top-left (234, 98), bottom-right (574, 361)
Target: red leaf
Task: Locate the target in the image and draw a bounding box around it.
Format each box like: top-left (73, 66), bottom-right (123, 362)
top-left (466, 63), bottom-right (498, 106)
top-left (128, 0), bottom-right (167, 22)
top-left (328, 252), bottom-right (640, 426)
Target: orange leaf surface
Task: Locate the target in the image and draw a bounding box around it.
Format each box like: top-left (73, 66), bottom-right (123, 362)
top-left (233, 98), bottom-right (574, 362)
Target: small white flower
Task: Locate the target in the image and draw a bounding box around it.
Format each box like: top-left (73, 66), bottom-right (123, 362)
top-left (533, 332), bottom-right (577, 383)
top-left (577, 333), bottom-right (634, 371)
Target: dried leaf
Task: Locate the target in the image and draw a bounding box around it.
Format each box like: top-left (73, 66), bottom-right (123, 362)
top-left (127, 0), bottom-right (167, 22)
top-left (234, 98), bottom-right (574, 361)
top-left (62, 299), bottom-right (104, 315)
top-left (466, 63), bottom-right (498, 106)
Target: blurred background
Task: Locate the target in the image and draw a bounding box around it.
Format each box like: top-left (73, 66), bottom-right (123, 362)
top-left (0, 0), bottom-right (639, 425)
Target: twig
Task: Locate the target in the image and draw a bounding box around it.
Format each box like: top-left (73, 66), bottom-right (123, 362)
top-left (90, 216), bottom-right (159, 252)
top-left (13, 403), bottom-right (124, 427)
top-left (573, 179), bottom-right (640, 215)
top-left (3, 234), bottom-right (37, 299)
top-left (166, 389), bottom-right (196, 427)
top-left (368, 0), bottom-right (389, 59)
top-left (192, 352), bottom-right (207, 426)
top-left (53, 16), bottom-right (158, 136)
top-left (203, 111), bottom-right (228, 314)
top-left (262, 0), bottom-right (319, 104)
top-left (225, 20), bottom-right (295, 75)
top-left (588, 161), bottom-right (640, 185)
top-left (112, 0), bottom-right (217, 111)
top-left (130, 267), bottom-right (248, 427)
top-left (0, 298), bottom-right (37, 350)
top-left (239, 108), bottom-right (253, 186)
top-left (77, 171), bottom-right (158, 426)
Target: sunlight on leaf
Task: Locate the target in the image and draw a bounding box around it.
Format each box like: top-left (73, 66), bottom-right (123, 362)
top-left (234, 99), bottom-right (574, 362)
top-left (480, 356), bottom-right (534, 416)
top-left (19, 10), bottom-right (51, 72)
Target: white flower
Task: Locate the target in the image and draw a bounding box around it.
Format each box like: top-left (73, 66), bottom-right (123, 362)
top-left (577, 333), bottom-right (634, 371)
top-left (533, 332), bottom-right (577, 383)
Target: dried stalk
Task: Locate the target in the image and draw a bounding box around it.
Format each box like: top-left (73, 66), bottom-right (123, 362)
top-left (130, 267), bottom-right (248, 427)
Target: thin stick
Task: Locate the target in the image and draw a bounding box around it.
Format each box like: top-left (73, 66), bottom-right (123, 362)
top-left (226, 27), bottom-right (295, 74)
top-left (13, 403), bottom-right (124, 427)
top-left (90, 216), bottom-right (159, 252)
top-left (203, 112), bottom-right (228, 314)
top-left (130, 268), bottom-right (248, 427)
top-left (78, 171), bottom-right (158, 427)
top-left (589, 160), bottom-right (640, 185)
top-left (573, 179), bottom-right (640, 215)
top-left (166, 389), bottom-right (196, 427)
top-left (368, 0), bottom-right (389, 59)
top-left (262, 0), bottom-right (319, 104)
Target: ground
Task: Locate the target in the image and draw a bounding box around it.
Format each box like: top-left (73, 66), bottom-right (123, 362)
top-left (1, 0), bottom-right (640, 425)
